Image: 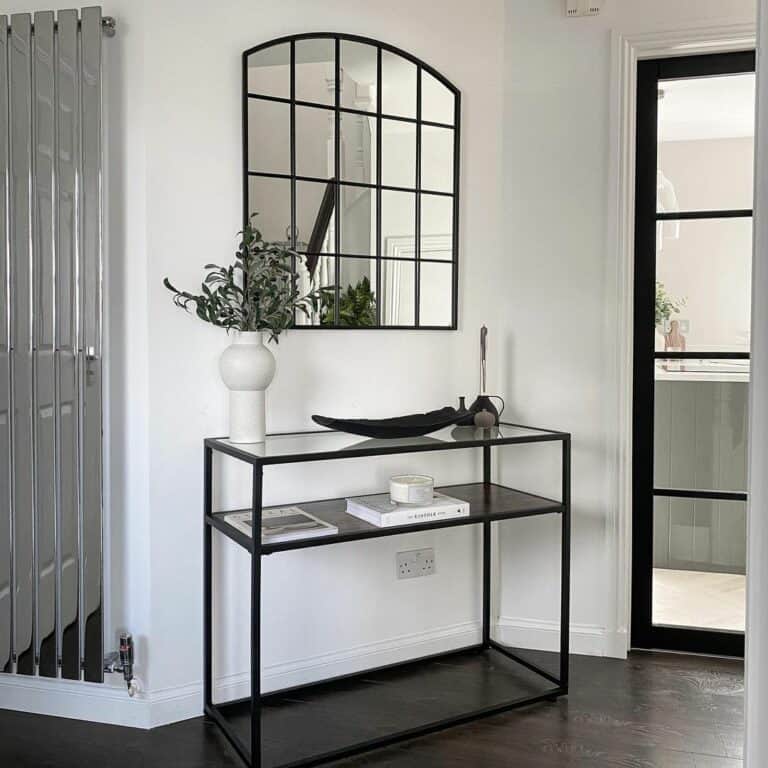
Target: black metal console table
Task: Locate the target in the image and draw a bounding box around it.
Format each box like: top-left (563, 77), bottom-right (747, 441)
top-left (203, 423), bottom-right (571, 768)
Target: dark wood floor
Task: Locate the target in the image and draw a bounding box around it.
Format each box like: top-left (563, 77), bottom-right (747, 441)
top-left (0, 651), bottom-right (743, 767)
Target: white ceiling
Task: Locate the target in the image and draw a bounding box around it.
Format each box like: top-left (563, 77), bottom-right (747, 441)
top-left (659, 73), bottom-right (756, 142)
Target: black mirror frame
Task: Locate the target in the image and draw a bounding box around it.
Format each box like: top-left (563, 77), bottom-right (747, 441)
top-left (242, 32), bottom-right (461, 330)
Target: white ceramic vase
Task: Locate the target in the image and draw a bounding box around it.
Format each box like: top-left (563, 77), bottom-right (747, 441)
top-left (219, 331), bottom-right (276, 443)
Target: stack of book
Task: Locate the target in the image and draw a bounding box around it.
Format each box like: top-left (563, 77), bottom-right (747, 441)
top-left (345, 491), bottom-right (470, 528)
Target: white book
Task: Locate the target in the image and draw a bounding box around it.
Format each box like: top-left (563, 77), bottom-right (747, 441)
top-left (345, 492), bottom-right (470, 528)
top-left (224, 506), bottom-right (338, 543)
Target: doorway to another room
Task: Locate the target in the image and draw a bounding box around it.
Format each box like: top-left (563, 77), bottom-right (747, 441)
top-left (632, 51), bottom-right (755, 656)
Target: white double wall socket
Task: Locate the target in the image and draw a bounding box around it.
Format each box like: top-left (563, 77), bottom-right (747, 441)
top-left (397, 548), bottom-right (436, 580)
top-left (566, 0), bottom-right (602, 17)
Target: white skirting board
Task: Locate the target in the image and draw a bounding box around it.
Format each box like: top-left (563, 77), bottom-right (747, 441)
top-left (0, 618), bottom-right (623, 729)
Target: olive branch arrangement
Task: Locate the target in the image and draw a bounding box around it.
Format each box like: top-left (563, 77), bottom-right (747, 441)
top-left (163, 216), bottom-right (324, 343)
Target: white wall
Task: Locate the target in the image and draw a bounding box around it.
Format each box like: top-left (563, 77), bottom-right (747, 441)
top-left (2, 0), bottom-right (761, 730)
top-left (498, 0), bottom-right (756, 657)
top-left (141, 0), bottom-right (505, 710)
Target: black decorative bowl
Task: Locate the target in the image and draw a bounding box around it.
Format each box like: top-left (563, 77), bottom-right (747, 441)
top-left (312, 407), bottom-right (465, 439)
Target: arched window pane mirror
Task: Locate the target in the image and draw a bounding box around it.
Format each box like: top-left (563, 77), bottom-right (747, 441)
top-left (243, 34), bottom-right (460, 329)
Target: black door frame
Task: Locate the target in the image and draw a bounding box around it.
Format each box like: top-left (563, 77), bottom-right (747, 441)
top-left (631, 50), bottom-right (755, 657)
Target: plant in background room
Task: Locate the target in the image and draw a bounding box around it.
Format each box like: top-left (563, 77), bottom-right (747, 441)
top-left (320, 276), bottom-right (377, 327)
top-left (163, 215), bottom-right (321, 443)
top-left (655, 281), bottom-right (686, 330)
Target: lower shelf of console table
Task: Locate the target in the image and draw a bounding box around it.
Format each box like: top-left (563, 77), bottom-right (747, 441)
top-left (209, 645), bottom-right (564, 768)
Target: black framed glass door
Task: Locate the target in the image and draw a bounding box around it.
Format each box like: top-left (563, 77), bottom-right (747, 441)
top-left (632, 50), bottom-right (755, 656)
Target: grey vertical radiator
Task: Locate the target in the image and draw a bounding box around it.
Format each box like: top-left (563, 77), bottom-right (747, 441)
top-left (0, 7), bottom-right (109, 683)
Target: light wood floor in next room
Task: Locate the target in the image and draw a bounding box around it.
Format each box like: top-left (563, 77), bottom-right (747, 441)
top-left (653, 568), bottom-right (746, 632)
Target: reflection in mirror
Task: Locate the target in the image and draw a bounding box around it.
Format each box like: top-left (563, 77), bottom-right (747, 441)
top-left (419, 262), bottom-right (453, 326)
top-left (295, 37), bottom-right (335, 106)
top-left (340, 41), bottom-right (377, 112)
top-left (247, 98), bottom-right (290, 174)
top-left (420, 194), bottom-right (453, 259)
top-left (381, 119), bottom-right (416, 189)
top-left (247, 42), bottom-right (290, 98)
top-left (244, 35), bottom-right (459, 329)
top-left (381, 189), bottom-right (415, 257)
top-left (335, 257), bottom-right (378, 326)
top-left (381, 259), bottom-right (415, 326)
top-left (421, 69), bottom-right (454, 125)
top-left (296, 255), bottom-right (336, 326)
top-left (248, 176), bottom-right (290, 243)
top-left (341, 185), bottom-right (374, 255)
top-left (295, 104), bottom-right (335, 179)
top-left (382, 50), bottom-right (416, 118)
top-left (340, 111), bottom-right (377, 184)
top-left (297, 180), bottom-right (334, 254)
top-left (421, 125), bottom-right (454, 193)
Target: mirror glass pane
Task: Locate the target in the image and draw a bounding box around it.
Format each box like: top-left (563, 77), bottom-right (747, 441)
top-left (380, 259), bottom-right (415, 326)
top-left (296, 255), bottom-right (336, 326)
top-left (296, 179), bottom-right (334, 254)
top-left (421, 125), bottom-right (454, 193)
top-left (295, 104), bottom-right (335, 179)
top-left (421, 69), bottom-right (454, 125)
top-left (340, 184), bottom-right (375, 255)
top-left (657, 74), bottom-right (755, 212)
top-left (653, 495), bottom-right (745, 632)
top-left (656, 217), bottom-right (752, 352)
top-left (381, 119), bottom-right (416, 189)
top-left (295, 38), bottom-right (335, 106)
top-left (419, 262), bottom-right (453, 326)
top-left (247, 43), bottom-right (290, 98)
top-left (381, 189), bottom-right (415, 257)
top-left (381, 50), bottom-right (416, 118)
top-left (247, 98), bottom-right (290, 174)
top-left (248, 176), bottom-right (290, 243)
top-left (420, 194), bottom-right (453, 260)
top-left (336, 257), bottom-right (378, 326)
top-left (340, 111), bottom-right (377, 185)
top-left (340, 41), bottom-right (377, 112)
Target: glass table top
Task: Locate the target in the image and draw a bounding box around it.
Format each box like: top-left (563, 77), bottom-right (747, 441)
top-left (207, 423), bottom-right (566, 464)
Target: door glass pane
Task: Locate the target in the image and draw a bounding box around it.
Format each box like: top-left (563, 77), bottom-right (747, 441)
top-left (653, 495), bottom-right (745, 632)
top-left (654, 364), bottom-right (749, 492)
top-left (657, 74), bottom-right (755, 212)
top-left (656, 217), bottom-right (752, 353)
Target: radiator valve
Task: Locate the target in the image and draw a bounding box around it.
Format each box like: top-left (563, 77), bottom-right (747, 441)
top-left (104, 632), bottom-right (137, 696)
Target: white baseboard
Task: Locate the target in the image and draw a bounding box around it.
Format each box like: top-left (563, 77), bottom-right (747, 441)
top-left (0, 620), bottom-right (481, 729)
top-left (0, 617), bottom-right (625, 729)
top-left (496, 616), bottom-right (626, 658)
top-left (216, 619), bottom-right (482, 702)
